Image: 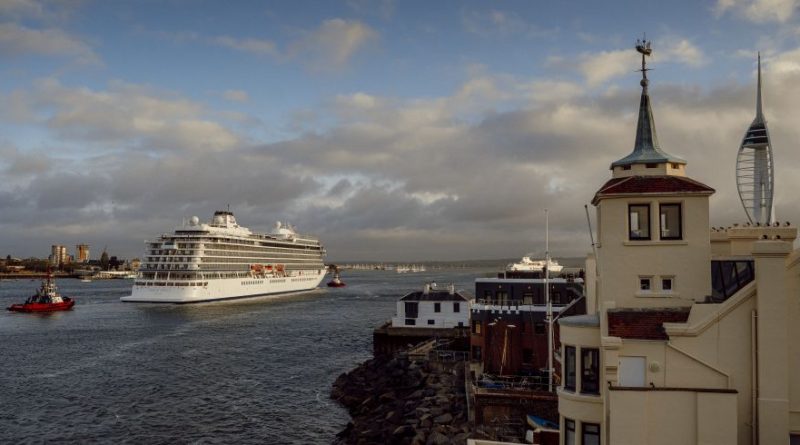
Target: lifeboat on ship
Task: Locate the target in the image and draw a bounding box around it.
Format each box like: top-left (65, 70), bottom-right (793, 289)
top-left (7, 271), bottom-right (75, 313)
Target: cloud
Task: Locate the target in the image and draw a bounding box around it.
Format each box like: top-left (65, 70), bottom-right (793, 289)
top-left (461, 9), bottom-right (557, 38)
top-left (209, 18), bottom-right (377, 70)
top-left (5, 44), bottom-right (800, 262)
top-left (213, 35), bottom-right (279, 57)
top-left (347, 0), bottom-right (394, 19)
top-left (0, 0), bottom-right (45, 19)
top-left (663, 39), bottom-right (706, 67)
top-left (288, 18), bottom-right (378, 69)
top-left (714, 0), bottom-right (799, 23)
top-left (223, 89), bottom-right (249, 103)
top-left (0, 22), bottom-right (99, 64)
top-left (6, 78), bottom-right (240, 152)
top-left (577, 38), bottom-right (706, 86)
top-left (578, 49), bottom-right (637, 87)
top-left (0, 0), bottom-right (81, 22)
top-left (253, 52), bottom-right (800, 260)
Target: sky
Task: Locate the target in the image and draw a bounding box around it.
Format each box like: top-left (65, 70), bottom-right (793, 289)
top-left (1, 0), bottom-right (800, 262)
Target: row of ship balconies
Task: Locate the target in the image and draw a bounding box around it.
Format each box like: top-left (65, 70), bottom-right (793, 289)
top-left (145, 251), bottom-right (322, 262)
top-left (150, 236), bottom-right (322, 250)
top-left (141, 259), bottom-right (324, 270)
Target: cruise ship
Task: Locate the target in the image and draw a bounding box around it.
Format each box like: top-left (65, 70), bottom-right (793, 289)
top-left (121, 211), bottom-right (326, 303)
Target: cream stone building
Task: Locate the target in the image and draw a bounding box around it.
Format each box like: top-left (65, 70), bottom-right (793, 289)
top-left (557, 42), bottom-right (800, 445)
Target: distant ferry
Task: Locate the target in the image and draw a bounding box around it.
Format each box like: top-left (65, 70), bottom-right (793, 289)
top-left (396, 264), bottom-right (427, 273)
top-left (121, 211), bottom-right (326, 304)
top-left (506, 255), bottom-right (563, 273)
top-left (93, 270), bottom-right (137, 279)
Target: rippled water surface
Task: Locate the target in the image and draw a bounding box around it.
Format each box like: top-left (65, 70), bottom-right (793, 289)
top-left (0, 269), bottom-right (485, 444)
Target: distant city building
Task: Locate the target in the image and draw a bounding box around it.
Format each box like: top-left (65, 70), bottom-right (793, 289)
top-left (76, 244), bottom-right (90, 263)
top-left (49, 245), bottom-right (69, 267)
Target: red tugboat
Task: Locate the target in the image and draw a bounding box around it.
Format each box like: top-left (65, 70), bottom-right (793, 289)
top-left (327, 266), bottom-right (346, 288)
top-left (7, 271), bottom-right (75, 312)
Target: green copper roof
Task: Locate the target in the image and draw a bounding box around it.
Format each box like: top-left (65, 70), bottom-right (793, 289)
top-left (611, 42), bottom-right (686, 169)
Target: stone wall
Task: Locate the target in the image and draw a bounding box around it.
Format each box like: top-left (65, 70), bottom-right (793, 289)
top-left (331, 356), bottom-right (471, 445)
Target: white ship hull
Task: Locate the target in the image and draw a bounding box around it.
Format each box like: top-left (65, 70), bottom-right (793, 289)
top-left (122, 270), bottom-right (326, 304)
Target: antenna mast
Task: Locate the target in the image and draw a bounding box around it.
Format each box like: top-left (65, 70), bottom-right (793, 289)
top-left (545, 208), bottom-right (554, 393)
top-left (636, 35), bottom-right (653, 89)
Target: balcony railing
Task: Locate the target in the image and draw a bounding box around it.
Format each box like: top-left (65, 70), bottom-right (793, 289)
top-left (472, 299), bottom-right (571, 311)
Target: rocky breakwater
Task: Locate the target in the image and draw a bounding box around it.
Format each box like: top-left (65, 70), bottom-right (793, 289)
top-left (331, 355), bottom-right (471, 445)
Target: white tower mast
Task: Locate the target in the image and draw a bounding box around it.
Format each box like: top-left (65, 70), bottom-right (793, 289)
top-left (736, 53), bottom-right (774, 225)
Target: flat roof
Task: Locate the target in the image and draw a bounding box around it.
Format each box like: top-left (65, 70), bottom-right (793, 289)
top-left (400, 290), bottom-right (470, 302)
top-left (475, 277), bottom-right (583, 284)
top-left (559, 313), bottom-right (600, 327)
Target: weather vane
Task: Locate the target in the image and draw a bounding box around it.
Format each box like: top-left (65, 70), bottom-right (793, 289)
top-left (635, 35), bottom-right (652, 88)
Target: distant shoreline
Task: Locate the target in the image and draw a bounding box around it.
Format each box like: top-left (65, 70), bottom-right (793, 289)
top-left (0, 273), bottom-right (80, 279)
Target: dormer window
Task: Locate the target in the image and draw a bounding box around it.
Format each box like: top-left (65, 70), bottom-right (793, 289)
top-left (629, 204), bottom-right (651, 240)
top-left (659, 203), bottom-right (682, 240)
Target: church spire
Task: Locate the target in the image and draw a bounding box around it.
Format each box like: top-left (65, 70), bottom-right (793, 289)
top-left (611, 38), bottom-right (686, 169)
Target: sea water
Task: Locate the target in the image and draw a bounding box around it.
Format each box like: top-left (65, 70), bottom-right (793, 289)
top-left (0, 269), bottom-right (486, 443)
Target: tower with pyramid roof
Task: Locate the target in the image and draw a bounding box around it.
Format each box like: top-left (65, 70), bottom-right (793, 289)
top-left (591, 38), bottom-right (716, 309)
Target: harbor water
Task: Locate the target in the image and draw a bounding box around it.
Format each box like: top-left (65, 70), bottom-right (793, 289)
top-left (0, 269), bottom-right (485, 444)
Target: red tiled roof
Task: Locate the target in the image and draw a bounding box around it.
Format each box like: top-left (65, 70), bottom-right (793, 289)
top-left (592, 175), bottom-right (715, 204)
top-left (607, 308), bottom-right (691, 340)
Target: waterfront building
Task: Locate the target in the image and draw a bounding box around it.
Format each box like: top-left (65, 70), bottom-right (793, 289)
top-left (557, 40), bottom-right (800, 445)
top-left (470, 276), bottom-right (584, 377)
top-left (76, 244), bottom-right (90, 263)
top-left (391, 282), bottom-right (471, 329)
top-left (464, 269), bottom-right (584, 439)
top-left (374, 282), bottom-right (471, 358)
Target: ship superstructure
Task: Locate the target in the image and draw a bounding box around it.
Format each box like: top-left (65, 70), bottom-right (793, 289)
top-left (506, 255), bottom-right (563, 273)
top-left (121, 211), bottom-right (326, 303)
